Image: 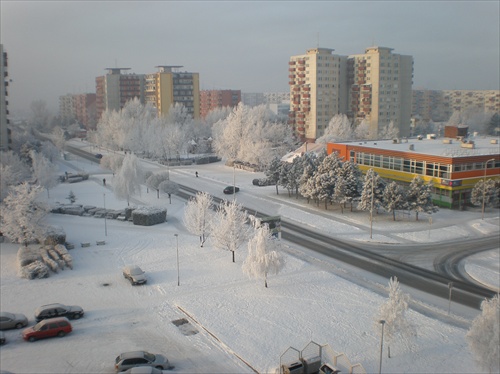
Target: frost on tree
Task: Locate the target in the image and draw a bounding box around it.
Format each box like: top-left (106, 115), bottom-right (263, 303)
top-left (338, 160), bottom-right (363, 212)
top-left (31, 150), bottom-right (59, 198)
top-left (466, 295), bottom-right (500, 373)
top-left (383, 181), bottom-right (408, 221)
top-left (243, 224), bottom-right (285, 288)
top-left (211, 200), bottom-right (250, 263)
top-left (0, 183), bottom-right (48, 246)
top-left (357, 169), bottom-right (385, 214)
top-left (316, 114), bottom-right (354, 144)
top-left (159, 180), bottom-right (179, 204)
top-left (378, 120), bottom-right (399, 140)
top-left (146, 172), bottom-right (170, 198)
top-left (471, 179), bottom-right (499, 211)
top-left (375, 276), bottom-right (416, 358)
top-left (407, 176), bottom-right (438, 221)
top-left (183, 192), bottom-right (214, 248)
top-left (113, 153), bottom-right (143, 206)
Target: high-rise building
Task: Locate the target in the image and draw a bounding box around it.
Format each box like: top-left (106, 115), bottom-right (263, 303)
top-left (95, 68), bottom-right (145, 122)
top-left (200, 90), bottom-right (240, 118)
top-left (144, 66), bottom-right (200, 119)
top-left (59, 94), bottom-right (76, 123)
top-left (0, 44), bottom-right (11, 151)
top-left (347, 46), bottom-right (413, 138)
top-left (288, 46), bottom-right (413, 142)
top-left (288, 48), bottom-right (348, 142)
top-left (74, 93), bottom-right (97, 130)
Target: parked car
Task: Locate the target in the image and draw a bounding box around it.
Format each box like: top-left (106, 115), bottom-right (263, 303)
top-left (95, 153), bottom-right (103, 159)
top-left (115, 351), bottom-right (169, 372)
top-left (123, 265), bottom-right (147, 285)
top-left (0, 331), bottom-right (5, 345)
top-left (252, 178), bottom-right (274, 187)
top-left (0, 311), bottom-right (28, 330)
top-left (223, 186), bottom-right (240, 194)
top-left (122, 367), bottom-right (163, 374)
top-left (22, 317), bottom-right (72, 342)
top-left (34, 303), bottom-right (84, 322)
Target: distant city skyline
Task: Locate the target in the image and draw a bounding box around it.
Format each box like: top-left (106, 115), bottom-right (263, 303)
top-left (1, 1), bottom-right (499, 115)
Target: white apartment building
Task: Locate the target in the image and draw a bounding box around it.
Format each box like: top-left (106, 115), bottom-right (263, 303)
top-left (288, 46), bottom-right (413, 142)
top-left (288, 48), bottom-right (348, 142)
top-left (347, 46), bottom-right (413, 138)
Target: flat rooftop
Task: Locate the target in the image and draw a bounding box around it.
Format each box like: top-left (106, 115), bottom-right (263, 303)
top-left (338, 135), bottom-right (500, 158)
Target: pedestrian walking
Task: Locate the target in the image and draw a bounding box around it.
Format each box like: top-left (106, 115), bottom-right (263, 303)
top-left (103, 178), bottom-right (106, 186)
top-left (195, 171), bottom-right (199, 178)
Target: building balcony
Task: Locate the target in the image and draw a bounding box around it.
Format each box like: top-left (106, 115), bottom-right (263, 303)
top-left (289, 68), bottom-right (296, 72)
top-left (303, 93), bottom-right (310, 98)
top-left (298, 73), bottom-right (305, 78)
top-left (289, 75), bottom-right (295, 79)
top-left (303, 86), bottom-right (310, 91)
top-left (298, 60), bottom-right (305, 65)
top-left (289, 61), bottom-right (296, 65)
top-left (297, 113), bottom-right (305, 118)
top-left (297, 67), bottom-right (305, 71)
top-left (293, 87), bottom-right (300, 92)
top-left (289, 81), bottom-right (296, 85)
top-left (297, 120), bottom-right (305, 125)
top-left (297, 127), bottom-right (305, 132)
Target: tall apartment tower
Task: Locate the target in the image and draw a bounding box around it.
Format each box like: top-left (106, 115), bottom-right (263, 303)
top-left (144, 66), bottom-right (200, 119)
top-left (95, 68), bottom-right (145, 122)
top-left (288, 48), bottom-right (348, 142)
top-left (0, 44), bottom-right (11, 151)
top-left (348, 46), bottom-right (413, 138)
top-left (200, 90), bottom-right (241, 118)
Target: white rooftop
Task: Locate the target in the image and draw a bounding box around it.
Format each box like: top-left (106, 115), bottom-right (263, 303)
top-left (338, 135), bottom-right (500, 158)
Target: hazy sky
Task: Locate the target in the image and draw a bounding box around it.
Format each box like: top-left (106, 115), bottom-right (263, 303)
top-left (1, 1), bottom-right (499, 115)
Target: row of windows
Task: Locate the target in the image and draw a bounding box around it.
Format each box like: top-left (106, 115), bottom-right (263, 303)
top-left (352, 151), bottom-right (499, 177)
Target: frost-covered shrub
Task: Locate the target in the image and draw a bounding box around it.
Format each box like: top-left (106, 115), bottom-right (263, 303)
top-left (40, 247), bottom-right (59, 272)
top-left (44, 226), bottom-right (66, 245)
top-left (20, 260), bottom-right (50, 279)
top-left (132, 206), bottom-right (167, 226)
top-left (17, 246), bottom-right (42, 267)
top-left (125, 207), bottom-right (135, 221)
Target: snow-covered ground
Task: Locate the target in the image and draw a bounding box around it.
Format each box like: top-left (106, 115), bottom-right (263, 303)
top-left (0, 140), bottom-right (499, 374)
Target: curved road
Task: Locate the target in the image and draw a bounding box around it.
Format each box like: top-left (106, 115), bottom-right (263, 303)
top-left (62, 142), bottom-right (498, 310)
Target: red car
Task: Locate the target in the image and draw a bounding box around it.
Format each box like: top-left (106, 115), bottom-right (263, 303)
top-left (22, 317), bottom-right (72, 342)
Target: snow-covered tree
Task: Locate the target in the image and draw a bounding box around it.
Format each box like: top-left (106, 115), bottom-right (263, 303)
top-left (358, 169), bottom-right (385, 214)
top-left (383, 182), bottom-right (408, 221)
top-left (146, 172), bottom-right (170, 199)
top-left (471, 179), bottom-right (499, 211)
top-left (243, 224), bottom-right (285, 288)
top-left (183, 192), bottom-right (214, 247)
top-left (298, 151), bottom-right (325, 204)
top-left (338, 160), bottom-right (363, 212)
top-left (100, 154), bottom-right (124, 175)
top-left (67, 190), bottom-right (76, 204)
top-left (30, 150), bottom-right (59, 198)
top-left (375, 276), bottom-right (415, 358)
top-left (407, 176), bottom-right (438, 221)
top-left (314, 152), bottom-right (343, 209)
top-left (51, 126), bottom-right (67, 152)
top-left (466, 295), bottom-right (500, 373)
top-left (0, 151), bottom-right (31, 200)
top-left (265, 156), bottom-right (282, 195)
top-left (278, 161), bottom-right (292, 197)
top-left (113, 153), bottom-right (142, 206)
top-left (0, 183), bottom-right (48, 246)
top-left (354, 119), bottom-right (371, 140)
top-left (316, 114), bottom-right (354, 144)
top-left (211, 200), bottom-right (250, 263)
top-left (447, 110), bottom-right (463, 127)
top-left (284, 156), bottom-right (304, 198)
top-left (379, 120), bottom-right (399, 140)
top-left (158, 180), bottom-right (179, 204)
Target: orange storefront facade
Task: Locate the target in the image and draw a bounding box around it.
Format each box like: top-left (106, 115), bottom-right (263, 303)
top-left (327, 142), bottom-right (499, 209)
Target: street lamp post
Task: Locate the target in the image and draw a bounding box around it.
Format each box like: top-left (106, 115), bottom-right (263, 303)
top-left (481, 158), bottom-right (495, 220)
top-left (103, 193), bottom-right (107, 237)
top-left (174, 234), bottom-right (179, 286)
top-left (379, 320), bottom-right (386, 374)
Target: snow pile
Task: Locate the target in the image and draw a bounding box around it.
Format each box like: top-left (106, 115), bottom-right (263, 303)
top-left (17, 243), bottom-right (73, 279)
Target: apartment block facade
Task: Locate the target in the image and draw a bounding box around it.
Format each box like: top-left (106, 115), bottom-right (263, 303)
top-left (95, 68), bottom-right (145, 122)
top-left (59, 93), bottom-right (97, 130)
top-left (412, 89), bottom-right (500, 122)
top-left (144, 66), bottom-right (200, 119)
top-left (200, 89), bottom-right (240, 118)
top-left (288, 46), bottom-right (413, 142)
top-left (0, 44), bottom-right (11, 151)
top-left (288, 48), bottom-right (348, 142)
top-left (348, 46), bottom-right (413, 139)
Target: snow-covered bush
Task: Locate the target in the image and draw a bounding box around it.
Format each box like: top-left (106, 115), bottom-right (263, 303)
top-left (43, 226), bottom-right (66, 245)
top-left (20, 260), bottom-right (50, 279)
top-left (17, 246), bottom-right (42, 267)
top-left (40, 247), bottom-right (60, 272)
top-left (132, 207), bottom-right (167, 226)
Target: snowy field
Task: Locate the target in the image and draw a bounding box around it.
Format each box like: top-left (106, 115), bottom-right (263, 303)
top-left (0, 141), bottom-right (499, 374)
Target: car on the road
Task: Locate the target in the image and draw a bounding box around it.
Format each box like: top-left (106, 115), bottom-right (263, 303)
top-left (0, 311), bottom-right (28, 330)
top-left (114, 351), bottom-right (170, 372)
top-left (122, 265), bottom-right (147, 285)
top-left (95, 153), bottom-right (103, 159)
top-left (223, 186), bottom-right (240, 194)
top-left (34, 303), bottom-right (84, 322)
top-left (22, 317), bottom-right (72, 342)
